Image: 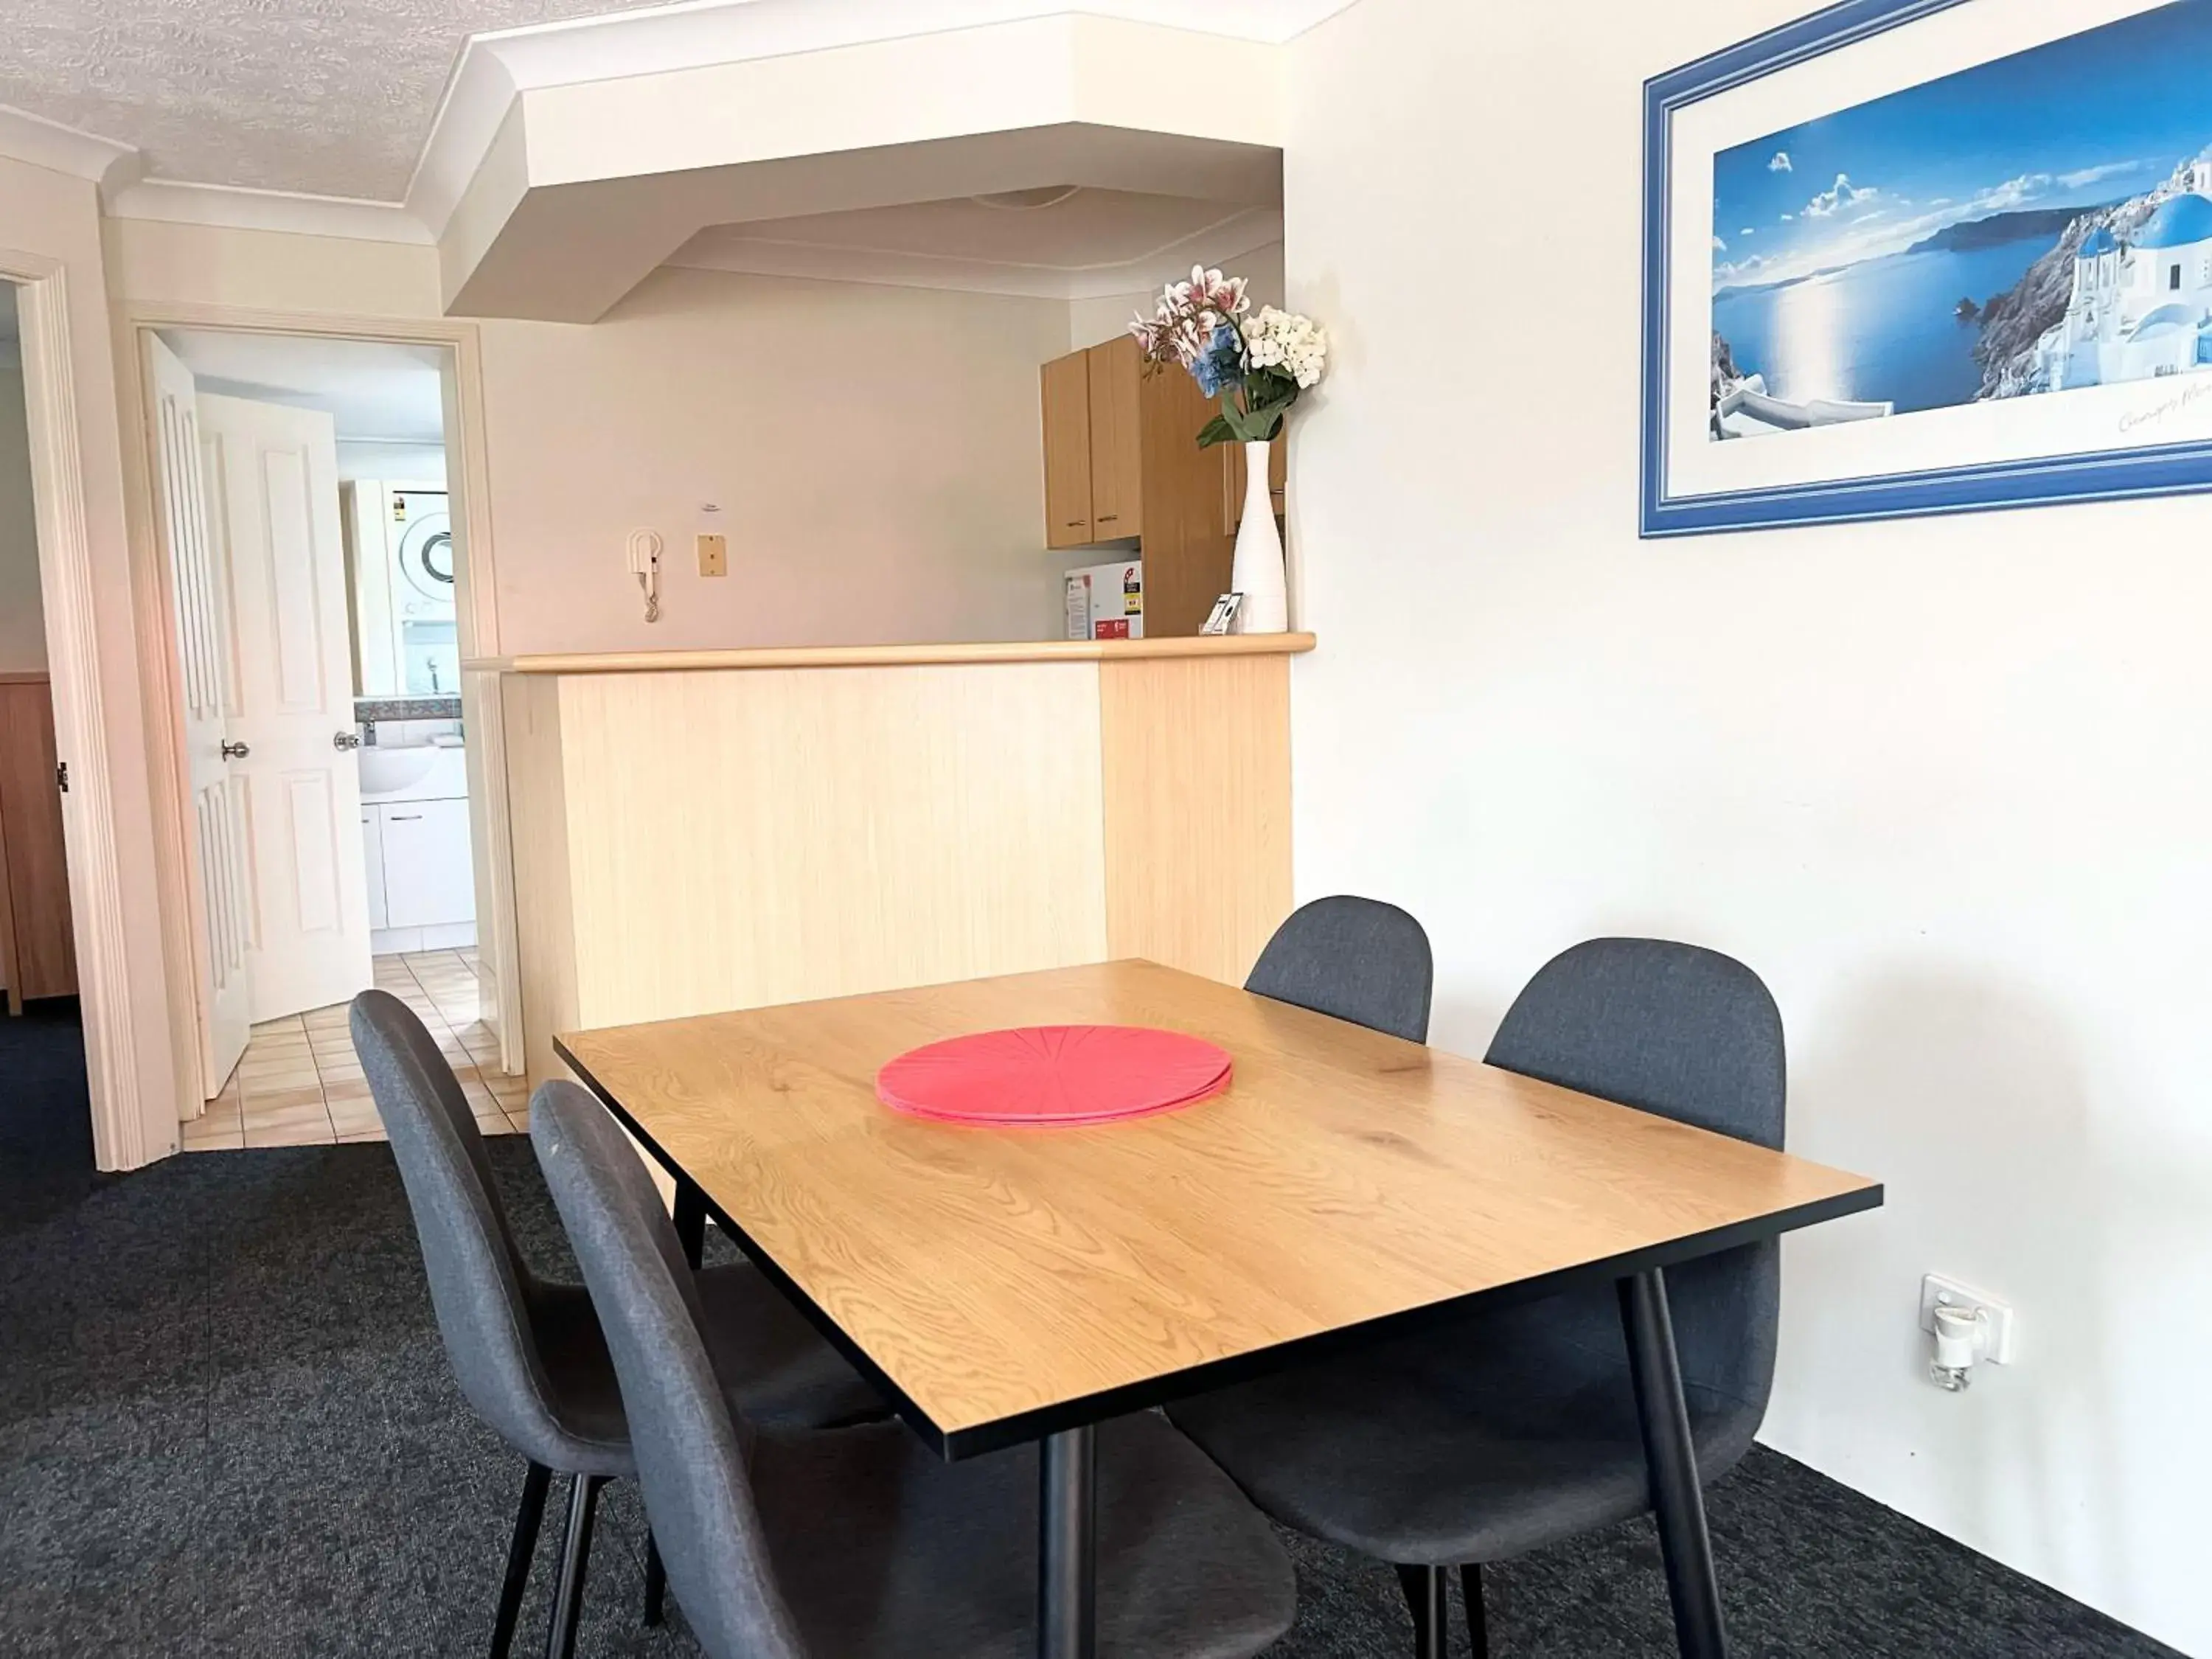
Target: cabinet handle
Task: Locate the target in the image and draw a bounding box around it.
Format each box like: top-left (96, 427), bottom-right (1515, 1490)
top-left (1096, 515), bottom-right (1119, 523)
top-left (1065, 521), bottom-right (1086, 529)
top-left (389, 813), bottom-right (423, 821)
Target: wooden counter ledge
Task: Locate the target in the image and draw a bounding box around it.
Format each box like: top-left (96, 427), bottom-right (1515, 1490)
top-left (467, 633), bottom-right (1316, 676)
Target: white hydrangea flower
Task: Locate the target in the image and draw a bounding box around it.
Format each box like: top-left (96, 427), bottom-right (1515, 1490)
top-left (1240, 307), bottom-right (1328, 389)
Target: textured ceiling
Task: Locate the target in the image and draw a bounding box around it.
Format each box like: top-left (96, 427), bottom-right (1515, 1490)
top-left (0, 1), bottom-right (667, 201)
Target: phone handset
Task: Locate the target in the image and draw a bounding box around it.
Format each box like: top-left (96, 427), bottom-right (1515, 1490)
top-left (625, 529), bottom-right (663, 623)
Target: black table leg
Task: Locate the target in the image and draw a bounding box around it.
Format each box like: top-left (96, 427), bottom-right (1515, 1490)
top-left (672, 1175), bottom-right (706, 1271)
top-left (1038, 1425), bottom-right (1097, 1659)
top-left (1618, 1268), bottom-right (1728, 1659)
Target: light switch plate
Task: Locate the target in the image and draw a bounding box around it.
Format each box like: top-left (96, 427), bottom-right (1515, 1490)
top-left (696, 532), bottom-right (728, 577)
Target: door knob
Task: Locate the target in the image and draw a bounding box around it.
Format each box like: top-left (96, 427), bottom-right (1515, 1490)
top-left (333, 731), bottom-right (363, 751)
top-left (220, 740), bottom-right (250, 760)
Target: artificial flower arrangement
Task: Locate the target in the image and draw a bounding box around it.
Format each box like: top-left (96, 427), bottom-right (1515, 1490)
top-left (1129, 267), bottom-right (1328, 445)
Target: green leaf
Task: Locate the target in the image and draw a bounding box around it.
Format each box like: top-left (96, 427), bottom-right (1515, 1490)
top-left (1195, 414), bottom-right (1235, 448)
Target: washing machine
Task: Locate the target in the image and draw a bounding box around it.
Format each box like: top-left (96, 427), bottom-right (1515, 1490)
top-left (390, 491), bottom-right (454, 623)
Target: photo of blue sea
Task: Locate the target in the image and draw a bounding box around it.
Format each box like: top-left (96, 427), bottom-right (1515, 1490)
top-left (1708, 0), bottom-right (2212, 438)
top-left (1712, 237), bottom-right (2051, 411)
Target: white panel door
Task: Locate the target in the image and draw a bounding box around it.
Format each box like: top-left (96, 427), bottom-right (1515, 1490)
top-left (199, 392), bottom-right (373, 1022)
top-left (147, 335), bottom-right (251, 1100)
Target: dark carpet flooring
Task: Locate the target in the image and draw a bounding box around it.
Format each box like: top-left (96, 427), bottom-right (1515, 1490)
top-left (0, 1004), bottom-right (2178, 1658)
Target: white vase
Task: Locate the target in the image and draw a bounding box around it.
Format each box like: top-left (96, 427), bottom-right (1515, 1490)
top-left (1230, 439), bottom-right (1287, 634)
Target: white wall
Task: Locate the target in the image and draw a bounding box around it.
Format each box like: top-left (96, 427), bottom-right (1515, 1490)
top-left (0, 350), bottom-right (44, 672)
top-left (1068, 240), bottom-right (1286, 351)
top-left (1285, 2), bottom-right (2208, 1653)
top-left (336, 442), bottom-right (445, 484)
top-left (107, 224), bottom-right (1076, 653)
top-left (1, 156), bottom-right (184, 1158)
top-left (477, 265), bottom-right (1071, 654)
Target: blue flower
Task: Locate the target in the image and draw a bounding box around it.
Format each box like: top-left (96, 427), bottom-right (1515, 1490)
top-left (1191, 322), bottom-right (1245, 397)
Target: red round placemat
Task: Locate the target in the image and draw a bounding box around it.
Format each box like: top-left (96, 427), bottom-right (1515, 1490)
top-left (876, 1025), bottom-right (1232, 1127)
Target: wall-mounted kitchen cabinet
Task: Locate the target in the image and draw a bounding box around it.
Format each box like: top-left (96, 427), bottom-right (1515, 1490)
top-left (1038, 336), bottom-right (1248, 636)
top-left (1042, 349), bottom-right (1096, 548)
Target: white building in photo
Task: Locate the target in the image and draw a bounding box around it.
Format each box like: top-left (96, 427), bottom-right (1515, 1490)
top-left (2040, 160), bottom-right (2212, 390)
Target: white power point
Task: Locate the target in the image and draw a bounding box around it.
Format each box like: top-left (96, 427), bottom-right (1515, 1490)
top-left (1919, 1273), bottom-right (2016, 1365)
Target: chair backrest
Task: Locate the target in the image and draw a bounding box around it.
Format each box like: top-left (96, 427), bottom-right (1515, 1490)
top-left (1484, 938), bottom-right (1786, 1413)
top-left (1245, 896), bottom-right (1434, 1043)
top-left (531, 1079), bottom-right (807, 1659)
top-left (350, 988), bottom-right (568, 1462)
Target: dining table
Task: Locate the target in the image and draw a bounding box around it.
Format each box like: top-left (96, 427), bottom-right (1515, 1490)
top-left (555, 958), bottom-right (1882, 1659)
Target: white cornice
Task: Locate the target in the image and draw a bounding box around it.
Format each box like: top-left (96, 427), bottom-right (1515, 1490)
top-left (105, 179), bottom-right (433, 246)
top-left (5, 0), bottom-right (1343, 258)
top-left (0, 102), bottom-right (430, 244)
top-left (0, 102), bottom-right (142, 195)
top-left (406, 0), bottom-right (1352, 236)
top-left (667, 204), bottom-right (1282, 299)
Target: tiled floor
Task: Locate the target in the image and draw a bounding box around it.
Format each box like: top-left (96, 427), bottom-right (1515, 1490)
top-left (180, 950), bottom-right (527, 1151)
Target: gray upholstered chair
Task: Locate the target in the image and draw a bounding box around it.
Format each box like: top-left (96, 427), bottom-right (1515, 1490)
top-left (529, 1076), bottom-right (1300, 1659)
top-left (349, 990), bottom-right (882, 1659)
top-left (1169, 939), bottom-right (1785, 1658)
top-left (1245, 894), bottom-right (1434, 1043)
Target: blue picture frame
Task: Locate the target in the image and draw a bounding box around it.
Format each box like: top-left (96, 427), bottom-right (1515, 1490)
top-left (1640, 0), bottom-right (2212, 537)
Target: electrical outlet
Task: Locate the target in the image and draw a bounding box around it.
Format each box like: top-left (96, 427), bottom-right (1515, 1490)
top-left (1919, 1273), bottom-right (2016, 1364)
top-left (696, 532), bottom-right (728, 577)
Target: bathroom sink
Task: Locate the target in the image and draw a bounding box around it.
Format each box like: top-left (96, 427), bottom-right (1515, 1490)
top-left (358, 745), bottom-right (466, 804)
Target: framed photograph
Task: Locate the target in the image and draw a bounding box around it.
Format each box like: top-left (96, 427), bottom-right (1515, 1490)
top-left (1200, 593), bottom-right (1244, 636)
top-left (1643, 0), bottom-right (2212, 536)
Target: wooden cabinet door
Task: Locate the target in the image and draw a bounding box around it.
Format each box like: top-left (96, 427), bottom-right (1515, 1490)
top-left (1040, 350), bottom-right (1094, 549)
top-left (0, 678), bottom-right (77, 1005)
top-left (1085, 337), bottom-right (1144, 540)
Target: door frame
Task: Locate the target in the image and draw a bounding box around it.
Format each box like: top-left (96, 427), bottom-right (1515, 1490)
top-left (116, 302), bottom-right (523, 1123)
top-left (2, 248), bottom-right (152, 1169)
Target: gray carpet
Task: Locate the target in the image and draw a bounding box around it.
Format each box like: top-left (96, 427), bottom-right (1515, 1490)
top-left (0, 1010), bottom-right (2179, 1656)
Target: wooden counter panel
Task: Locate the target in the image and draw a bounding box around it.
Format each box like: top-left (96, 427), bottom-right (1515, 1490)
top-left (1099, 653), bottom-right (1291, 985)
top-left (543, 663), bottom-right (1110, 1064)
top-left (501, 672), bottom-right (581, 1086)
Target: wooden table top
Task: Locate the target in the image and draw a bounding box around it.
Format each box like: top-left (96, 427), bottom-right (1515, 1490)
top-left (557, 961), bottom-right (1881, 1458)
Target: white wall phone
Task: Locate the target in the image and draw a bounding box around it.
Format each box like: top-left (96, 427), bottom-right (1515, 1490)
top-left (626, 529), bottom-right (663, 622)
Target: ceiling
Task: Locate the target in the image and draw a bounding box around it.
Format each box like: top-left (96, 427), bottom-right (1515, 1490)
top-left (160, 329), bottom-right (448, 442)
top-left (0, 0), bottom-right (668, 199)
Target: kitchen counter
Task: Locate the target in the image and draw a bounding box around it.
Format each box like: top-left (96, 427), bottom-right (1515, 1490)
top-left (466, 632), bottom-right (1315, 676)
top-left (488, 635), bottom-right (1304, 1083)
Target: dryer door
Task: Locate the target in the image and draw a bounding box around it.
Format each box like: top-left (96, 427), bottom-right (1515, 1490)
top-left (395, 506), bottom-right (455, 619)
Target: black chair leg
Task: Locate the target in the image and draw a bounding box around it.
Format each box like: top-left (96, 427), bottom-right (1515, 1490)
top-left (1394, 1562), bottom-right (1449, 1659)
top-left (1461, 1562), bottom-right (1490, 1659)
top-left (490, 1462), bottom-right (551, 1659)
top-left (544, 1472), bottom-right (605, 1659)
top-left (643, 1530), bottom-right (667, 1627)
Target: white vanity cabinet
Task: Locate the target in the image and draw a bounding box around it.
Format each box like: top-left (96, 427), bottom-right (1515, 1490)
top-left (362, 808), bottom-right (390, 929)
top-left (378, 798), bottom-right (475, 927)
top-left (358, 742), bottom-right (475, 949)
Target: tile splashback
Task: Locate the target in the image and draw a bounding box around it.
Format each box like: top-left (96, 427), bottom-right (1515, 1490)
top-left (355, 695), bottom-right (462, 723)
